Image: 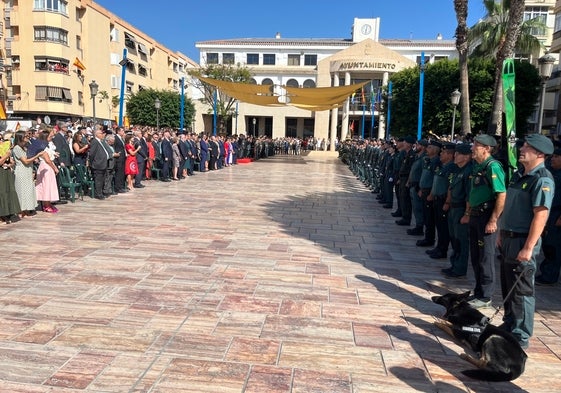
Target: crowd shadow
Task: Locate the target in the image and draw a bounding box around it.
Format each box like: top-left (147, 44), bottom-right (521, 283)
top-left (262, 173), bottom-right (553, 390)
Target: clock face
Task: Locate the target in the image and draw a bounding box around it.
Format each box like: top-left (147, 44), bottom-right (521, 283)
top-left (361, 24), bottom-right (372, 35)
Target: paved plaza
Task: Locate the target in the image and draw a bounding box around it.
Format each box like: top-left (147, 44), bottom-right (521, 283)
top-left (1, 152), bottom-right (560, 392)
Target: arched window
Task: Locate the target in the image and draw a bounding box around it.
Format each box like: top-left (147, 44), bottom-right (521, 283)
top-left (286, 79), bottom-right (299, 87)
top-left (261, 78), bottom-right (274, 86)
top-left (249, 78), bottom-right (257, 85)
top-left (303, 79), bottom-right (316, 88)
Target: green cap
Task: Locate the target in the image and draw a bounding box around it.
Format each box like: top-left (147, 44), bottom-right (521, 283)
top-left (525, 134), bottom-right (554, 155)
top-left (474, 134), bottom-right (497, 147)
top-left (455, 143), bottom-right (472, 155)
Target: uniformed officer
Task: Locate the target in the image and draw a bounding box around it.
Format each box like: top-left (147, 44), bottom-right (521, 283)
top-left (442, 143), bottom-right (473, 277)
top-left (416, 140), bottom-right (441, 247)
top-left (396, 135), bottom-right (417, 226)
top-left (426, 142), bottom-right (457, 259)
top-left (498, 134), bottom-right (554, 349)
top-left (536, 146), bottom-right (561, 285)
top-left (463, 134), bottom-right (506, 309)
top-left (391, 138), bottom-right (406, 217)
top-left (407, 139), bottom-right (428, 236)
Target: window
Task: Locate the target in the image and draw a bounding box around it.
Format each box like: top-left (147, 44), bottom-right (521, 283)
top-left (110, 26), bottom-right (119, 42)
top-left (111, 75), bottom-right (119, 88)
top-left (78, 91), bottom-right (83, 106)
top-left (303, 79), bottom-right (316, 88)
top-left (138, 64), bottom-right (148, 77)
top-left (263, 54), bottom-right (275, 65)
top-left (223, 53), bottom-right (235, 64)
top-left (524, 7), bottom-right (548, 36)
top-left (34, 56), bottom-right (69, 74)
top-left (124, 32), bottom-right (136, 50)
top-left (286, 79), bottom-right (299, 87)
top-left (286, 118), bottom-right (297, 138)
top-left (126, 81), bottom-right (134, 94)
top-left (76, 35), bottom-right (81, 50)
top-left (126, 59), bottom-right (136, 73)
top-left (206, 53), bottom-right (218, 64)
top-left (304, 54), bottom-right (317, 66)
top-left (35, 85), bottom-right (72, 103)
top-left (261, 78), bottom-right (274, 86)
top-left (288, 54), bottom-right (300, 66)
top-left (34, 26), bottom-right (68, 45)
top-left (110, 53), bottom-right (120, 65)
top-left (138, 43), bottom-right (148, 61)
top-left (247, 53), bottom-right (259, 65)
top-left (33, 0), bottom-right (68, 15)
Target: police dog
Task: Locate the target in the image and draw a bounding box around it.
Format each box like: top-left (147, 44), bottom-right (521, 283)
top-left (431, 291), bottom-right (527, 382)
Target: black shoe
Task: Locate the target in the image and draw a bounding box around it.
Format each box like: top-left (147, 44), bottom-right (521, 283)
top-left (134, 184), bottom-right (145, 188)
top-left (382, 204), bottom-right (393, 209)
top-left (9, 214), bottom-right (21, 223)
top-left (407, 227), bottom-right (423, 236)
top-left (426, 248), bottom-right (439, 255)
top-left (391, 211), bottom-right (402, 217)
top-left (416, 239), bottom-right (434, 247)
top-left (395, 219), bottom-right (410, 226)
top-left (94, 195), bottom-right (105, 200)
top-left (429, 250), bottom-right (447, 259)
top-left (441, 267), bottom-right (453, 274)
top-left (161, 178), bottom-right (171, 182)
top-left (443, 270), bottom-right (466, 278)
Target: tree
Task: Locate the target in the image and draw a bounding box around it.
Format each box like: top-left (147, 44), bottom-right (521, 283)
top-left (188, 64), bottom-right (253, 134)
top-left (126, 88), bottom-right (195, 129)
top-left (454, 0), bottom-right (472, 136)
top-left (469, 0), bottom-right (544, 135)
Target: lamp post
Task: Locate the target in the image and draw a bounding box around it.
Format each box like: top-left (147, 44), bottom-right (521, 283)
top-left (450, 88), bottom-right (461, 141)
top-left (154, 97), bottom-right (161, 131)
top-left (536, 52), bottom-right (556, 134)
top-left (252, 117), bottom-right (256, 137)
top-left (88, 80), bottom-right (98, 125)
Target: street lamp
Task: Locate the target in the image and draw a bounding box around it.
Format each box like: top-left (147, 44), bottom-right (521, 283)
top-left (252, 117), bottom-right (256, 137)
top-left (154, 97), bottom-right (161, 131)
top-left (88, 80), bottom-right (98, 125)
top-left (450, 88), bottom-right (461, 141)
top-left (536, 52), bottom-right (556, 134)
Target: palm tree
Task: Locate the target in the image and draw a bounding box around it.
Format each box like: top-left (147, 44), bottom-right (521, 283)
top-left (469, 0), bottom-right (545, 135)
top-left (454, 0), bottom-right (471, 136)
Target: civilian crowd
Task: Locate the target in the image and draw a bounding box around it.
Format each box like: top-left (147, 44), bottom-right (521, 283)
top-left (340, 132), bottom-right (561, 350)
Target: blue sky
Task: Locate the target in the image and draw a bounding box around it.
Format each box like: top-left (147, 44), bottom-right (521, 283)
top-left (94, 0), bottom-right (487, 61)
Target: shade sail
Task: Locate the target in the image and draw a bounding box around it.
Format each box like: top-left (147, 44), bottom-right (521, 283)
top-left (198, 76), bottom-right (367, 111)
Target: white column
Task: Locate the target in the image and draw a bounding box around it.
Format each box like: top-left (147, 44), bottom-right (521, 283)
top-left (341, 72), bottom-right (351, 140)
top-left (378, 72), bottom-right (389, 139)
top-left (329, 73), bottom-right (340, 151)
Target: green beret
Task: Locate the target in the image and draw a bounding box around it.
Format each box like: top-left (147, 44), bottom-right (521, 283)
top-left (474, 134), bottom-right (497, 147)
top-left (455, 143), bottom-right (472, 155)
top-left (404, 135), bottom-right (416, 144)
top-left (525, 134), bottom-right (554, 155)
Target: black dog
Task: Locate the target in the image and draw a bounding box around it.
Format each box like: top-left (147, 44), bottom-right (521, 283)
top-left (431, 291), bottom-right (527, 382)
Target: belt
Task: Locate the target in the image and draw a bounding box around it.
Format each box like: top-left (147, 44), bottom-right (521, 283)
top-left (500, 230), bottom-right (528, 239)
top-left (472, 201), bottom-right (494, 212)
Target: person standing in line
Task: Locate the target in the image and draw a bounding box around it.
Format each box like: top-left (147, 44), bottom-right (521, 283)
top-left (133, 129), bottom-right (147, 188)
top-left (407, 139), bottom-right (428, 236)
top-left (498, 134), bottom-right (554, 349)
top-left (416, 140), bottom-right (441, 247)
top-left (103, 134), bottom-right (119, 197)
top-left (113, 127), bottom-right (127, 193)
top-left (442, 143), bottom-right (473, 278)
top-left (463, 134), bottom-right (506, 309)
top-left (395, 136), bottom-right (416, 226)
top-left (536, 146), bottom-right (561, 285)
top-left (426, 142), bottom-right (457, 259)
top-left (11, 130), bottom-right (43, 217)
top-left (160, 130), bottom-right (173, 181)
top-left (88, 126), bottom-right (110, 200)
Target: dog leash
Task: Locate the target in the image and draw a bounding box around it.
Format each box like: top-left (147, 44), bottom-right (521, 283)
top-left (488, 265), bottom-right (529, 323)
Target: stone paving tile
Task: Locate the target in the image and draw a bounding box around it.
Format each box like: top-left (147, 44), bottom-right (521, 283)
top-left (1, 152), bottom-right (561, 392)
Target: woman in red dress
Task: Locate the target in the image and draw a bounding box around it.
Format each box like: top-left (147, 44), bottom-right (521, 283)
top-left (145, 133), bottom-right (155, 179)
top-left (124, 134), bottom-right (141, 190)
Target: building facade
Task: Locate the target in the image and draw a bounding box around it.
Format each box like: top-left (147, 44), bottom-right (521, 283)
top-left (196, 18), bottom-right (457, 142)
top-left (0, 0), bottom-right (197, 129)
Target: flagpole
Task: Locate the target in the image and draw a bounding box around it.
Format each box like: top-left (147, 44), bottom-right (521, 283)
top-left (213, 88), bottom-right (217, 136)
top-left (179, 76), bottom-right (185, 132)
top-left (417, 51), bottom-right (425, 140)
top-left (118, 48), bottom-right (128, 127)
top-left (386, 82), bottom-right (393, 140)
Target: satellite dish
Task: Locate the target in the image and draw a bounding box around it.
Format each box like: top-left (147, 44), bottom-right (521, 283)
top-left (44, 115), bottom-right (51, 125)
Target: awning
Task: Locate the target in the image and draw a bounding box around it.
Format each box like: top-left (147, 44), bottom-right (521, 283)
top-left (62, 88), bottom-right (72, 100)
top-left (48, 86), bottom-right (63, 99)
top-left (36, 86), bottom-right (47, 100)
top-left (197, 76), bottom-right (367, 111)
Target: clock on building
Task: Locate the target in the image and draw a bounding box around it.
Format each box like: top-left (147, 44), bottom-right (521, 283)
top-left (361, 24), bottom-right (372, 35)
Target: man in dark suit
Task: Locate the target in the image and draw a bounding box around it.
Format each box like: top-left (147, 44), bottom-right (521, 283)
top-left (52, 123), bottom-right (73, 167)
top-left (161, 130), bottom-right (173, 181)
top-left (178, 133), bottom-right (189, 178)
top-left (113, 127), bottom-right (127, 193)
top-left (133, 129), bottom-right (148, 188)
top-left (88, 126), bottom-right (110, 199)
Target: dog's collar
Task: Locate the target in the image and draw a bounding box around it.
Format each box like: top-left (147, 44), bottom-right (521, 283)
top-left (459, 316), bottom-right (489, 333)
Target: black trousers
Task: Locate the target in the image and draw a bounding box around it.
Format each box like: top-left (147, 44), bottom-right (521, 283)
top-left (421, 190), bottom-right (435, 241)
top-left (433, 196), bottom-right (450, 252)
top-left (468, 208), bottom-right (497, 301)
top-left (92, 168), bottom-right (106, 198)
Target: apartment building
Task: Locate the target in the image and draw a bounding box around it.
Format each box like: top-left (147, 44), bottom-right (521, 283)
top-left (0, 0), bottom-right (197, 129)
top-left (196, 18), bottom-right (457, 141)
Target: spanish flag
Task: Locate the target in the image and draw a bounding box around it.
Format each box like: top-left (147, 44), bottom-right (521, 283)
top-left (73, 57), bottom-right (86, 71)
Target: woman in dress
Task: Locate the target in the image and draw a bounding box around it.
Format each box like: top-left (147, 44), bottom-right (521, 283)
top-left (199, 134), bottom-right (209, 172)
top-left (35, 129), bottom-right (60, 213)
top-left (145, 133), bottom-right (155, 180)
top-left (124, 134), bottom-right (140, 190)
top-left (12, 130), bottom-right (44, 217)
top-left (72, 131), bottom-right (89, 166)
top-left (0, 131), bottom-right (22, 223)
top-left (171, 136), bottom-right (180, 180)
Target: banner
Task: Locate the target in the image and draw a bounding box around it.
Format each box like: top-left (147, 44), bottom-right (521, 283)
top-left (502, 58), bottom-right (517, 182)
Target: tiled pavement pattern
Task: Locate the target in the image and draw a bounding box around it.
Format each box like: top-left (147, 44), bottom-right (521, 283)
top-left (1, 151), bottom-right (560, 393)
